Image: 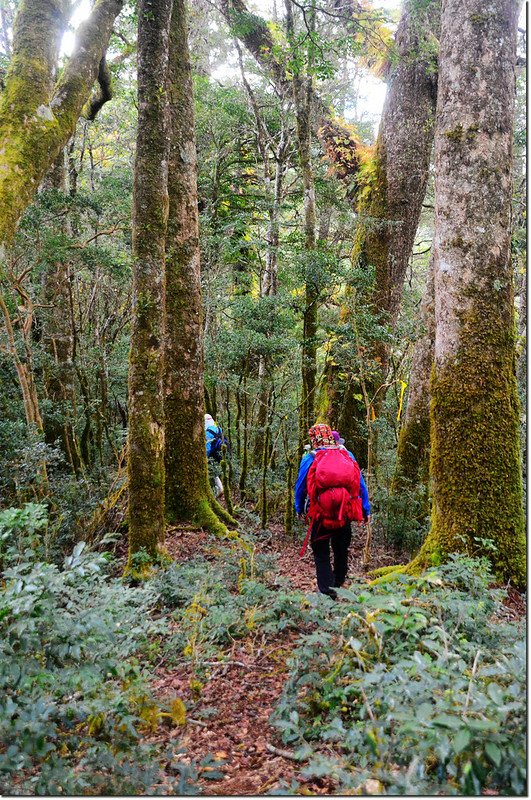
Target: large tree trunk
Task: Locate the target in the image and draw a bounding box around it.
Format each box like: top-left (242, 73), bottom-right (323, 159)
top-left (127, 0), bottom-right (173, 560)
top-left (0, 0), bottom-right (124, 251)
top-left (164, 0), bottom-right (234, 533)
top-left (336, 0), bottom-right (439, 460)
top-left (412, 0), bottom-right (525, 587)
top-left (356, 0), bottom-right (439, 344)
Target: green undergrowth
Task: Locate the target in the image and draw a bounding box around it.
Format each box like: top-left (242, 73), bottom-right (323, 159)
top-left (0, 504), bottom-right (205, 795)
top-left (1, 504), bottom-right (526, 796)
top-left (154, 545), bottom-right (312, 675)
top-left (271, 554), bottom-right (526, 796)
top-left (0, 503), bottom-right (312, 794)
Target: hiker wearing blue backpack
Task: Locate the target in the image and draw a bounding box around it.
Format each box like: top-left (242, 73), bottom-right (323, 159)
top-left (295, 423), bottom-right (371, 599)
top-left (205, 413), bottom-right (228, 497)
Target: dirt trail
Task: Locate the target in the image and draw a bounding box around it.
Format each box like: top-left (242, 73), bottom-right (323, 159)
top-left (149, 521), bottom-right (390, 795)
top-left (148, 522), bottom-right (525, 794)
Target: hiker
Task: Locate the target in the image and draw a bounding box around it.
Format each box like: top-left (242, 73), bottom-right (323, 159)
top-left (205, 413), bottom-right (228, 497)
top-left (295, 423), bottom-right (371, 599)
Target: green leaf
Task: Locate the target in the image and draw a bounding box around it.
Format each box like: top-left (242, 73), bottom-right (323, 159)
top-left (485, 742), bottom-right (501, 767)
top-left (432, 714), bottom-right (462, 729)
top-left (453, 728), bottom-right (471, 753)
top-left (487, 682), bottom-right (503, 705)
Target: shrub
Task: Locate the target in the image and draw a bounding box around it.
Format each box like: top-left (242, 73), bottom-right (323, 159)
top-left (0, 538), bottom-right (195, 795)
top-left (272, 555), bottom-right (526, 796)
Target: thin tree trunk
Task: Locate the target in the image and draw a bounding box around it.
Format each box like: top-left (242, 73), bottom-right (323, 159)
top-left (127, 0), bottom-right (173, 560)
top-left (41, 150), bottom-right (81, 472)
top-left (253, 126), bottom-right (288, 465)
top-left (164, 0), bottom-right (234, 533)
top-left (393, 257), bottom-right (434, 491)
top-left (411, 0), bottom-right (525, 587)
top-left (285, 0), bottom-right (318, 450)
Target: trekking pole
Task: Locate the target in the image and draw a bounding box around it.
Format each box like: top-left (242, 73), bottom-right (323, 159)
top-left (362, 517), bottom-right (372, 571)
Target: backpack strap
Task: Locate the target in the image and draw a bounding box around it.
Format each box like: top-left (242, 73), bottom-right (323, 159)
top-left (299, 518), bottom-right (334, 557)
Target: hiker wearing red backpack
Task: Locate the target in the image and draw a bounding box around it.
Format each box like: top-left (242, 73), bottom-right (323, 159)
top-left (294, 423), bottom-right (371, 599)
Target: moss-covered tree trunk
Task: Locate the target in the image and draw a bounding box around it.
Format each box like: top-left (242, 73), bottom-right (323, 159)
top-left (413, 0), bottom-right (525, 587)
top-left (335, 0), bottom-right (439, 456)
top-left (164, 0), bottom-right (234, 533)
top-left (393, 257), bottom-right (435, 491)
top-left (0, 0), bottom-right (124, 252)
top-left (127, 0), bottom-right (173, 560)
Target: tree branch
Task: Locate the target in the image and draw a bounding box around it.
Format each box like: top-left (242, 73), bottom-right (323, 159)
top-left (82, 56), bottom-right (113, 121)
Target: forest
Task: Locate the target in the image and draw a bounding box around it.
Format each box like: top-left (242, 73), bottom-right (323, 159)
top-left (0, 0), bottom-right (526, 795)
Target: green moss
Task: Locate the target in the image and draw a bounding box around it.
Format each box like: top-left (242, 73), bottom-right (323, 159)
top-left (450, 236), bottom-right (465, 249)
top-left (0, 0), bottom-right (121, 247)
top-left (409, 297), bottom-right (525, 588)
top-left (210, 494), bottom-right (238, 526)
top-left (444, 124), bottom-right (464, 142)
top-left (368, 563), bottom-right (407, 578)
top-left (192, 498), bottom-right (228, 537)
top-left (442, 124), bottom-right (480, 145)
top-left (369, 566), bottom-right (408, 585)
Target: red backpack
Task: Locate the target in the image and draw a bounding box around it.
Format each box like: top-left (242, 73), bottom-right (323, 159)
top-left (299, 449), bottom-right (362, 556)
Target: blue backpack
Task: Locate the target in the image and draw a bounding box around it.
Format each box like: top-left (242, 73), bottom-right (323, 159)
top-left (206, 425), bottom-right (228, 463)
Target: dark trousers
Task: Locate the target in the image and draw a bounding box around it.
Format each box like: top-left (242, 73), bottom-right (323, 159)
top-left (311, 521), bottom-right (352, 595)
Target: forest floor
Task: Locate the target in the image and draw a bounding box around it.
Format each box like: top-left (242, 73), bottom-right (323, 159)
top-left (144, 520), bottom-right (415, 795)
top-left (124, 515), bottom-right (526, 796)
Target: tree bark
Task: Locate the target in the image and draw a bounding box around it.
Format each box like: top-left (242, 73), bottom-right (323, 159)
top-left (164, 0), bottom-right (234, 533)
top-left (127, 0), bottom-right (173, 560)
top-left (412, 0), bottom-right (525, 587)
top-left (0, 0), bottom-right (124, 251)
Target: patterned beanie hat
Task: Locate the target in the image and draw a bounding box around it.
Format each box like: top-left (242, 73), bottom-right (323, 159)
top-left (308, 423), bottom-right (336, 448)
